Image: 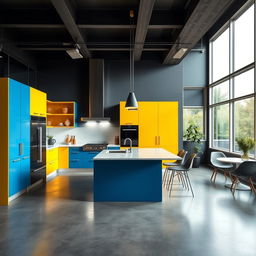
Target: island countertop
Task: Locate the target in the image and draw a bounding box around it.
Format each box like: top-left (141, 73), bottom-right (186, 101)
top-left (93, 148), bottom-right (181, 161)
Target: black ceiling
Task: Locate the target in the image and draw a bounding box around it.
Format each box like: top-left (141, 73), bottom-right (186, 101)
top-left (0, 0), bottom-right (236, 66)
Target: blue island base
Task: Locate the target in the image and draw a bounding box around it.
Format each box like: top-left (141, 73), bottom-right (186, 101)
top-left (94, 160), bottom-right (162, 202)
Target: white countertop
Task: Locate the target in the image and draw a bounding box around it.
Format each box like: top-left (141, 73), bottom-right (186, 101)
top-left (94, 148), bottom-right (181, 161)
top-left (46, 144), bottom-right (84, 150)
top-left (46, 144), bottom-right (120, 150)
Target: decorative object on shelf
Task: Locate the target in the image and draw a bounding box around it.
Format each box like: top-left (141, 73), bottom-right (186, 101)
top-left (183, 122), bottom-right (204, 168)
top-left (62, 107), bottom-right (68, 114)
top-left (47, 106), bottom-right (52, 114)
top-left (125, 10), bottom-right (138, 110)
top-left (236, 137), bottom-right (255, 160)
top-left (47, 120), bottom-right (52, 126)
top-left (64, 119), bottom-right (71, 126)
top-left (69, 135), bottom-right (73, 144)
top-left (65, 135), bottom-right (70, 144)
top-left (115, 136), bottom-right (119, 145)
top-left (58, 122), bottom-right (64, 126)
top-left (72, 136), bottom-right (77, 145)
top-left (47, 136), bottom-right (56, 146)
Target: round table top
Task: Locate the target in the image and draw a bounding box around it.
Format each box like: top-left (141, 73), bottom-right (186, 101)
top-left (217, 157), bottom-right (256, 164)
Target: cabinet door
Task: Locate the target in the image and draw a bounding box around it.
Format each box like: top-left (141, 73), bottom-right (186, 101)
top-left (59, 147), bottom-right (69, 169)
top-left (9, 80), bottom-right (21, 160)
top-left (20, 84), bottom-right (30, 157)
top-left (120, 101), bottom-right (139, 125)
top-left (139, 102), bottom-right (158, 147)
top-left (9, 158), bottom-right (21, 196)
top-left (30, 87), bottom-right (47, 117)
top-left (20, 156), bottom-right (30, 190)
top-left (158, 102), bottom-right (178, 153)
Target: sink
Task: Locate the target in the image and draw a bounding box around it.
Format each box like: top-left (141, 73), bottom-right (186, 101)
top-left (107, 150), bottom-right (127, 153)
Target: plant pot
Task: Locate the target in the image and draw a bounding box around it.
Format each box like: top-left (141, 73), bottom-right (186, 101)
top-left (48, 138), bottom-right (56, 145)
top-left (193, 156), bottom-right (201, 168)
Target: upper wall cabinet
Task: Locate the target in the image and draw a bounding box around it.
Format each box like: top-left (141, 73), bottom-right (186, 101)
top-left (30, 87), bottom-right (47, 117)
top-left (120, 101), bottom-right (139, 125)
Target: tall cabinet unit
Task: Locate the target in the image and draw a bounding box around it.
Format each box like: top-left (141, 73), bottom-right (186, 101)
top-left (0, 78), bottom-right (31, 205)
top-left (120, 101), bottom-right (178, 155)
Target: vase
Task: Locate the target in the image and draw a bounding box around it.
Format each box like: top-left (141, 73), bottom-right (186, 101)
top-left (62, 107), bottom-right (68, 114)
top-left (64, 119), bottom-right (71, 126)
top-left (48, 138), bottom-right (56, 145)
top-left (65, 135), bottom-right (70, 144)
top-left (241, 153), bottom-right (249, 160)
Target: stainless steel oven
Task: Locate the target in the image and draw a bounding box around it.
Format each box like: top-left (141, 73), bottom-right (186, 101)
top-left (120, 125), bottom-right (139, 147)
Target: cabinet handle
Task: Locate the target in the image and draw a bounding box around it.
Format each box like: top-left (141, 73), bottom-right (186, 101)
top-left (155, 136), bottom-right (157, 145)
top-left (12, 158), bottom-right (21, 162)
top-left (70, 159), bottom-right (79, 162)
top-left (22, 156), bottom-right (29, 160)
top-left (19, 143), bottom-right (24, 156)
top-left (34, 112), bottom-right (39, 115)
top-left (158, 136), bottom-right (160, 145)
top-left (71, 152), bottom-right (80, 154)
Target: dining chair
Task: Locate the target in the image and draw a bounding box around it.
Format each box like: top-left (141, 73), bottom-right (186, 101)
top-left (230, 161), bottom-right (256, 195)
top-left (162, 149), bottom-right (187, 188)
top-left (167, 153), bottom-right (197, 198)
top-left (210, 152), bottom-right (233, 184)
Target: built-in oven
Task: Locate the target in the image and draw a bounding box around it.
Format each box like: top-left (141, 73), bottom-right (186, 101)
top-left (120, 125), bottom-right (139, 147)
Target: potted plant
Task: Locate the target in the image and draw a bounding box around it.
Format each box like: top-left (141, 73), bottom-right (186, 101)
top-left (47, 135), bottom-right (56, 146)
top-left (235, 137), bottom-right (255, 160)
top-left (183, 122), bottom-right (204, 168)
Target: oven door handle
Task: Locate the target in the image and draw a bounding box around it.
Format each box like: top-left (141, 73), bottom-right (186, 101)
top-left (122, 129), bottom-right (137, 131)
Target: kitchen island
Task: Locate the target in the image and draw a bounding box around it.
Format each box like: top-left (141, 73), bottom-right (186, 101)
top-left (93, 148), bottom-right (181, 202)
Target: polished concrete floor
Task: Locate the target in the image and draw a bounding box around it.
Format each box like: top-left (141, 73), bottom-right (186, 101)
top-left (1, 166), bottom-right (256, 256)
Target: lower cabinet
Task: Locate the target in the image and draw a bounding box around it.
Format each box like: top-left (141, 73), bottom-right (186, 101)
top-left (69, 148), bottom-right (99, 168)
top-left (9, 156), bottom-right (30, 197)
top-left (59, 147), bottom-right (69, 169)
top-left (46, 148), bottom-right (59, 175)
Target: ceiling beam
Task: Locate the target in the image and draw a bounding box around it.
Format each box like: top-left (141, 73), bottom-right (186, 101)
top-left (134, 0), bottom-right (156, 61)
top-left (163, 0), bottom-right (234, 64)
top-left (0, 24), bottom-right (183, 30)
top-left (51, 0), bottom-right (91, 58)
top-left (20, 47), bottom-right (169, 52)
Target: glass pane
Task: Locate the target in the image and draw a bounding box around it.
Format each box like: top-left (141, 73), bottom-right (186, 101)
top-left (183, 108), bottom-right (204, 136)
top-left (212, 28), bottom-right (229, 82)
top-left (234, 5), bottom-right (254, 71)
top-left (212, 80), bottom-right (229, 104)
top-left (234, 69), bottom-right (254, 98)
top-left (234, 97), bottom-right (254, 154)
top-left (212, 104), bottom-right (229, 150)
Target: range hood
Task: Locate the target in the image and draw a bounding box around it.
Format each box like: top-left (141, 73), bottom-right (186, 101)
top-left (80, 59), bottom-right (110, 122)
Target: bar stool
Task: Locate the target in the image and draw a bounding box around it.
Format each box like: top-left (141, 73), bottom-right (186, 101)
top-left (162, 149), bottom-right (187, 188)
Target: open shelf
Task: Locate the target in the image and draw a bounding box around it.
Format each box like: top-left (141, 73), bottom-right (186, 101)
top-left (47, 100), bottom-right (77, 128)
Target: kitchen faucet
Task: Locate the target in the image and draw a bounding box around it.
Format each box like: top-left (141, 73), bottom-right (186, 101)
top-left (124, 138), bottom-right (132, 153)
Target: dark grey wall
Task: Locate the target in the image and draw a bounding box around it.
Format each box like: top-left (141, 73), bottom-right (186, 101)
top-left (104, 60), bottom-right (183, 147)
top-left (36, 58), bottom-right (89, 117)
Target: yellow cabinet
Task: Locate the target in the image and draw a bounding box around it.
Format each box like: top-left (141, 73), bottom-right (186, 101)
top-left (30, 87), bottom-right (47, 117)
top-left (138, 101), bottom-right (178, 154)
top-left (158, 102), bottom-right (178, 154)
top-left (58, 147), bottom-right (69, 169)
top-left (120, 101), bottom-right (139, 125)
top-left (139, 102), bottom-right (158, 147)
top-left (46, 148), bottom-right (59, 175)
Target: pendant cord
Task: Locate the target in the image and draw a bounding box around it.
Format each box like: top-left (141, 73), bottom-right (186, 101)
top-left (130, 11), bottom-right (135, 93)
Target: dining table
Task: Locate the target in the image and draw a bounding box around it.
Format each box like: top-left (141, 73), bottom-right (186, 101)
top-left (217, 157), bottom-right (256, 191)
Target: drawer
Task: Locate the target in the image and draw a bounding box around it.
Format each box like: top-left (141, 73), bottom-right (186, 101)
top-left (46, 160), bottom-right (58, 175)
top-left (69, 158), bottom-right (94, 168)
top-left (47, 148), bottom-right (58, 162)
top-left (69, 151), bottom-right (99, 159)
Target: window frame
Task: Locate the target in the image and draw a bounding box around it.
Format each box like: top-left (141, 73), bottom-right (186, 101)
top-left (209, 0), bottom-right (256, 158)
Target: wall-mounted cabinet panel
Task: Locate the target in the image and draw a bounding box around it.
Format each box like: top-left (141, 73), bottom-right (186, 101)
top-left (120, 101), bottom-right (139, 125)
top-left (30, 87), bottom-right (47, 117)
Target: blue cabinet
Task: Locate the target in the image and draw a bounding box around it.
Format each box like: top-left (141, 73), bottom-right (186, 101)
top-left (69, 148), bottom-right (99, 168)
top-left (8, 79), bottom-right (30, 197)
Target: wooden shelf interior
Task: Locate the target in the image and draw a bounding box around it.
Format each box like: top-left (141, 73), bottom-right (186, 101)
top-left (47, 101), bottom-right (74, 115)
top-left (47, 101), bottom-right (76, 128)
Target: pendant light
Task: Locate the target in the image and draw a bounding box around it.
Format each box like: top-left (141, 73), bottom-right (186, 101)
top-left (125, 10), bottom-right (138, 110)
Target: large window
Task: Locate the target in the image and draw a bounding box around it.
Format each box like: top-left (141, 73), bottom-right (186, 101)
top-left (183, 107), bottom-right (204, 136)
top-left (209, 0), bottom-right (255, 157)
